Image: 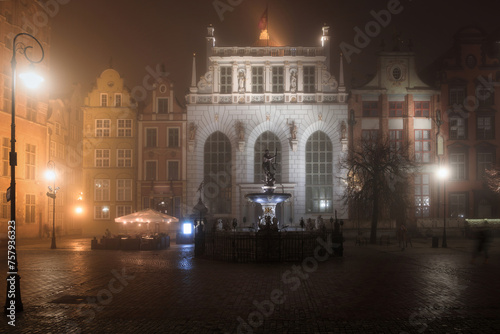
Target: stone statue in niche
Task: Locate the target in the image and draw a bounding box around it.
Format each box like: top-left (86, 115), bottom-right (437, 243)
top-left (189, 122), bottom-right (197, 140)
top-left (341, 121), bottom-right (346, 140)
top-left (235, 121), bottom-right (245, 141)
top-left (290, 69), bottom-right (297, 93)
top-left (290, 121), bottom-right (297, 140)
top-left (238, 69), bottom-right (245, 93)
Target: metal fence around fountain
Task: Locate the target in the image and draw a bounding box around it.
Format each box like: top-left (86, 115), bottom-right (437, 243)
top-left (195, 231), bottom-right (343, 262)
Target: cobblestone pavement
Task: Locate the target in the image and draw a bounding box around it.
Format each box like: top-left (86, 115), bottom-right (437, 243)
top-left (0, 236), bottom-right (499, 333)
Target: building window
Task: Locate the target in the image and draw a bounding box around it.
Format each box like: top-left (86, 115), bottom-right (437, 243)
top-left (414, 130), bottom-right (431, 163)
top-left (100, 93), bottom-right (108, 107)
top-left (1, 192), bottom-right (10, 219)
top-left (55, 122), bottom-right (61, 135)
top-left (167, 161), bottom-right (180, 181)
top-left (477, 115), bottom-right (494, 140)
top-left (117, 179), bottom-right (132, 201)
top-left (94, 179), bottom-right (110, 201)
top-left (414, 174), bottom-right (430, 218)
top-left (146, 128), bottom-right (157, 147)
top-left (306, 131), bottom-right (333, 213)
top-left (168, 128), bottom-right (180, 148)
top-left (57, 143), bottom-right (64, 160)
top-left (96, 119), bottom-right (111, 137)
top-left (303, 66), bottom-right (315, 93)
top-left (117, 149), bottom-right (132, 167)
top-left (252, 67), bottom-right (264, 93)
top-left (450, 152), bottom-right (466, 180)
top-left (145, 161), bottom-right (157, 180)
top-left (476, 81), bottom-right (494, 107)
top-left (25, 194), bottom-right (35, 223)
top-left (362, 101), bottom-right (378, 117)
top-left (272, 67), bottom-right (284, 93)
top-left (95, 149), bottom-right (110, 167)
top-left (449, 193), bottom-right (467, 218)
top-left (389, 101), bottom-right (403, 117)
top-left (389, 130), bottom-right (403, 155)
top-left (116, 205), bottom-right (132, 218)
top-left (94, 206), bottom-right (110, 220)
top-left (117, 119), bottom-right (132, 137)
top-left (26, 97), bottom-right (37, 122)
top-left (414, 101), bottom-right (430, 117)
top-left (449, 86), bottom-right (466, 106)
top-left (70, 124), bottom-right (77, 141)
top-left (220, 67), bottom-right (232, 94)
top-left (115, 93), bottom-right (122, 107)
top-left (2, 138), bottom-right (10, 177)
top-left (449, 117), bottom-right (466, 140)
top-left (254, 131), bottom-right (282, 183)
top-left (204, 131), bottom-right (232, 214)
top-left (477, 150), bottom-right (495, 180)
top-left (362, 129), bottom-right (379, 147)
top-left (25, 144), bottom-right (36, 180)
top-left (157, 97), bottom-right (169, 114)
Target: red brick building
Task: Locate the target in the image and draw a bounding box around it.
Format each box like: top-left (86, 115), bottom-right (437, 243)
top-left (348, 48), bottom-right (440, 230)
top-left (437, 26), bottom-right (500, 219)
top-left (137, 75), bottom-right (187, 234)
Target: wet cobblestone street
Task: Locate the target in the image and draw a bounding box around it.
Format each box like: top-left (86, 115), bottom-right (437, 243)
top-left (0, 236), bottom-right (499, 333)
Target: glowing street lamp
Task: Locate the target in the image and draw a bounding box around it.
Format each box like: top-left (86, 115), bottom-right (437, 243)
top-left (437, 166), bottom-right (449, 248)
top-left (4, 33), bottom-right (44, 314)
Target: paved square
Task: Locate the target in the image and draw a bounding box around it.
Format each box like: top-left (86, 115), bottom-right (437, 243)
top-left (0, 236), bottom-right (499, 333)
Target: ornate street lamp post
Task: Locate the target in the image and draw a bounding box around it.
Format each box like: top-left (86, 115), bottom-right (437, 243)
top-left (4, 33), bottom-right (45, 314)
top-left (46, 161), bottom-right (60, 249)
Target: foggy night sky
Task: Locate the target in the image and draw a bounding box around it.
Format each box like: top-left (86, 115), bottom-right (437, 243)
top-left (48, 0), bottom-right (500, 100)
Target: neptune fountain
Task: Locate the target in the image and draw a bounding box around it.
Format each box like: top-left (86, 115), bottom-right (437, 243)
top-left (245, 149), bottom-right (292, 230)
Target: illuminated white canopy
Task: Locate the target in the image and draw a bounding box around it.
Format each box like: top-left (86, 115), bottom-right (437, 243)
top-left (114, 208), bottom-right (179, 224)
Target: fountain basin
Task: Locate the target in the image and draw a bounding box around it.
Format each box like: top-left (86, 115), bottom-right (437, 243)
top-left (245, 193), bottom-right (292, 205)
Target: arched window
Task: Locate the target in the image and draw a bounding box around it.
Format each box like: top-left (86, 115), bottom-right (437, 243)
top-left (306, 131), bottom-right (333, 213)
top-left (254, 131), bottom-right (282, 184)
top-left (204, 132), bottom-right (232, 214)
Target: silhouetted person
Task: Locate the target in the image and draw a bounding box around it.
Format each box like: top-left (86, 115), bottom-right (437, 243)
top-left (471, 223), bottom-right (491, 264)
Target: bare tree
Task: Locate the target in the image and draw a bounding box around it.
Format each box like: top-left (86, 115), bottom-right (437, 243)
top-left (485, 166), bottom-right (500, 193)
top-left (339, 138), bottom-right (418, 244)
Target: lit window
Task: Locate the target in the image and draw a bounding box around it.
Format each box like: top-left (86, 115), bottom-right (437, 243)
top-left (305, 131), bottom-right (333, 213)
top-left (414, 174), bottom-right (430, 218)
top-left (204, 132), bottom-right (232, 214)
top-left (414, 130), bottom-right (431, 163)
top-left (94, 179), bottom-right (110, 201)
top-left (25, 144), bottom-right (36, 180)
